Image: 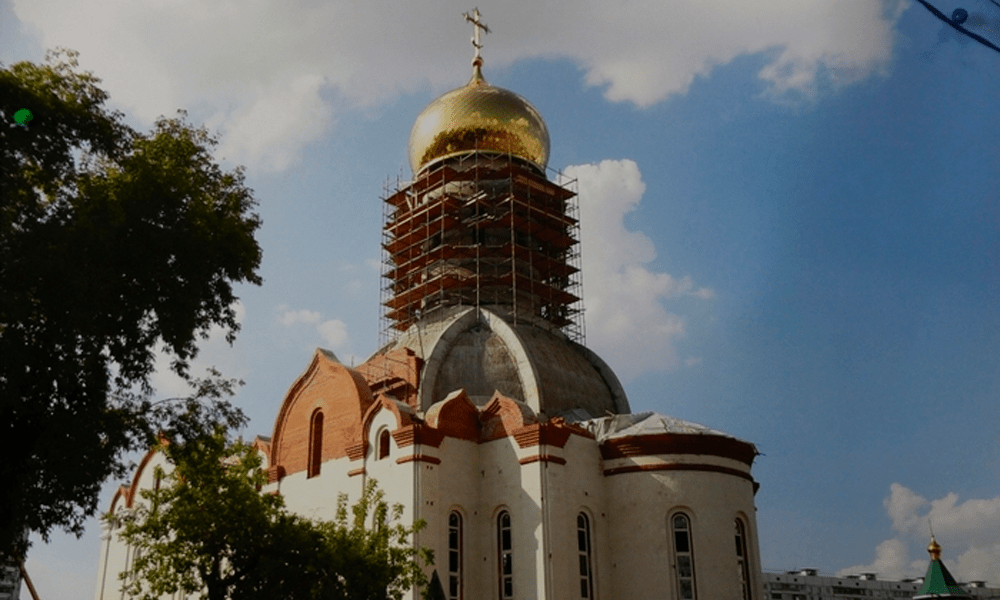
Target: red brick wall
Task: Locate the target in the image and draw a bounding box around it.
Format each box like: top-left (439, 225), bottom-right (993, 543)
top-left (480, 391), bottom-right (536, 441)
top-left (425, 389), bottom-right (480, 441)
top-left (356, 347), bottom-right (422, 408)
top-left (271, 351), bottom-right (374, 476)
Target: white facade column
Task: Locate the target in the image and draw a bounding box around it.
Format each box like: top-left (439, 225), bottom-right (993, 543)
top-left (92, 519), bottom-right (114, 600)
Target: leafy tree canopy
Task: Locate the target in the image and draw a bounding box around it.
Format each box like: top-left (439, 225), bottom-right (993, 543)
top-left (116, 429), bottom-right (434, 600)
top-left (1, 48), bottom-right (262, 558)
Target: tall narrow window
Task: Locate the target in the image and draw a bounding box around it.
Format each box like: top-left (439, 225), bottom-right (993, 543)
top-left (379, 429), bottom-right (391, 460)
top-left (497, 511), bottom-right (513, 599)
top-left (735, 519), bottom-right (752, 600)
top-left (672, 513), bottom-right (696, 600)
top-left (308, 410), bottom-right (323, 478)
top-left (448, 512), bottom-right (463, 600)
top-left (130, 547), bottom-right (143, 583)
top-left (577, 513), bottom-right (595, 598)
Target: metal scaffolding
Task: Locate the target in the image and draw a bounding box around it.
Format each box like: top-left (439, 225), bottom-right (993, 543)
top-left (379, 152), bottom-right (585, 347)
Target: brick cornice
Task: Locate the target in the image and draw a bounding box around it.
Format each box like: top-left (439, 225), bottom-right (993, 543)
top-left (347, 467), bottom-right (366, 477)
top-left (512, 423), bottom-right (573, 449)
top-left (346, 441), bottom-right (368, 461)
top-left (267, 465), bottom-right (286, 484)
top-left (547, 417), bottom-right (596, 439)
top-left (396, 454), bottom-right (442, 465)
top-left (393, 424), bottom-right (445, 449)
top-left (519, 453), bottom-right (567, 466)
top-left (600, 433), bottom-right (757, 466)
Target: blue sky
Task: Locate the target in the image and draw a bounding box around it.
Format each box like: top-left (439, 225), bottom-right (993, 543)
top-left (4, 0), bottom-right (1000, 597)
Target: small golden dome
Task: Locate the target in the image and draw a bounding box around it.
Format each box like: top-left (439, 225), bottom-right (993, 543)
top-left (928, 535), bottom-right (942, 560)
top-left (408, 61), bottom-right (550, 175)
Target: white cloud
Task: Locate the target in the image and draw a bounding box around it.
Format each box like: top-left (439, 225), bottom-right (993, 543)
top-left (317, 319), bottom-right (350, 350)
top-left (841, 483), bottom-right (1000, 586)
top-left (11, 0), bottom-right (909, 172)
top-left (837, 538), bottom-right (924, 581)
top-left (927, 492), bottom-right (1000, 550)
top-left (216, 73), bottom-right (334, 173)
top-left (277, 306), bottom-right (353, 357)
top-left (886, 482), bottom-right (930, 534)
top-left (278, 308), bottom-right (323, 327)
top-left (953, 543), bottom-right (1000, 585)
top-left (566, 159), bottom-right (713, 379)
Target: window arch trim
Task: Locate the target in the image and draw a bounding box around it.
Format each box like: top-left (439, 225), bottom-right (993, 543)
top-left (307, 408), bottom-right (323, 478)
top-left (735, 516), bottom-right (753, 600)
top-left (577, 510), bottom-right (596, 599)
top-left (378, 428), bottom-right (391, 460)
top-left (669, 510), bottom-right (697, 600)
top-left (496, 508), bottom-right (513, 600)
top-left (448, 509), bottom-right (464, 600)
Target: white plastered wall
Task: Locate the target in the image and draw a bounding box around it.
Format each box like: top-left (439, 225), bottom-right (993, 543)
top-left (97, 419), bottom-right (763, 600)
top-left (604, 458), bottom-right (759, 600)
top-left (93, 450), bottom-right (185, 600)
top-left (537, 433), bottom-right (608, 600)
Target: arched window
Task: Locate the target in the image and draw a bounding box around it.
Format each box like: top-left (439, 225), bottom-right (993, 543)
top-left (671, 513), bottom-right (696, 600)
top-left (577, 513), bottom-right (595, 599)
top-left (378, 429), bottom-right (391, 460)
top-left (448, 511), bottom-right (463, 600)
top-left (308, 410), bottom-right (323, 478)
top-left (497, 511), bottom-right (513, 599)
top-left (735, 518), bottom-right (752, 600)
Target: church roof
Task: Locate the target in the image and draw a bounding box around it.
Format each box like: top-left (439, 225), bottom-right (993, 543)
top-left (407, 10), bottom-right (549, 175)
top-left (374, 306), bottom-right (629, 419)
top-left (914, 537), bottom-right (970, 599)
top-left (408, 64), bottom-right (549, 175)
top-left (578, 411), bottom-right (749, 444)
top-left (914, 561), bottom-right (969, 598)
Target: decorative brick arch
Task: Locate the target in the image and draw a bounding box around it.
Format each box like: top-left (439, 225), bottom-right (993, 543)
top-left (270, 349), bottom-right (375, 476)
top-left (108, 485), bottom-right (129, 513)
top-left (480, 391), bottom-right (538, 442)
top-left (123, 446), bottom-right (161, 508)
top-left (251, 435), bottom-right (271, 466)
top-left (424, 389), bottom-right (480, 442)
top-left (360, 394), bottom-right (417, 450)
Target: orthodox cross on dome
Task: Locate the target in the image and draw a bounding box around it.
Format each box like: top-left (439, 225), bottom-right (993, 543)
top-left (463, 8), bottom-right (490, 64)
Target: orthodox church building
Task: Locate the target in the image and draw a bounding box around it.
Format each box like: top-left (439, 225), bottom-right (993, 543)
top-left (95, 11), bottom-right (765, 600)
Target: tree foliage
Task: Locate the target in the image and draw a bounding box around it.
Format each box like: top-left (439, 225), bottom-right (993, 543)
top-left (117, 430), bottom-right (434, 600)
top-left (0, 48), bottom-right (262, 558)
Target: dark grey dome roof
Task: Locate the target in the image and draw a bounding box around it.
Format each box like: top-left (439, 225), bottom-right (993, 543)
top-left (376, 306), bottom-right (629, 419)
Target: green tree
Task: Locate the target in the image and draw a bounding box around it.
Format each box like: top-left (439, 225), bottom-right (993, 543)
top-left (117, 429), bottom-right (434, 600)
top-left (1, 48), bottom-right (262, 558)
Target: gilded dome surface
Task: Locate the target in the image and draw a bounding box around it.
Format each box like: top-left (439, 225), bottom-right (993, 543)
top-left (408, 64), bottom-right (550, 174)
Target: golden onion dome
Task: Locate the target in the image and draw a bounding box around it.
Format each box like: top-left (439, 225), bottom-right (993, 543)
top-left (928, 535), bottom-right (942, 560)
top-left (408, 61), bottom-right (550, 175)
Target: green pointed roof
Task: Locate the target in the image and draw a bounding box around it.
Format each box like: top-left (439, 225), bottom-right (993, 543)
top-left (914, 536), bottom-right (970, 599)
